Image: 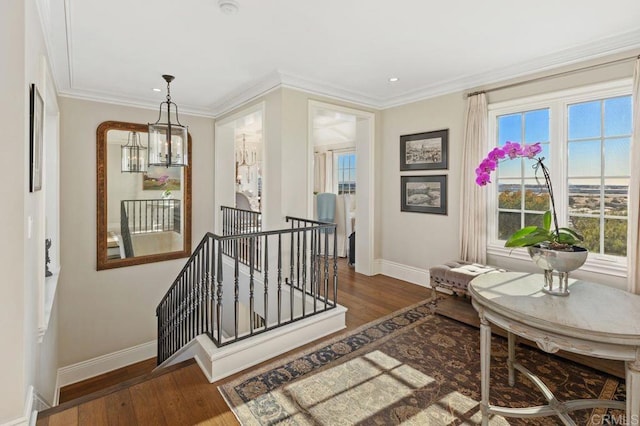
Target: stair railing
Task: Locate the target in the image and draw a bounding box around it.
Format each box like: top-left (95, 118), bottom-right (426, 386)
top-left (156, 215), bottom-right (337, 365)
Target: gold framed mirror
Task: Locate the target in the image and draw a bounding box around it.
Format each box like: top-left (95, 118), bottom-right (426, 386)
top-left (97, 121), bottom-right (192, 270)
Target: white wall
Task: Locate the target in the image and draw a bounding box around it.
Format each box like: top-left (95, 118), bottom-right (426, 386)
top-left (0, 0), bottom-right (60, 422)
top-left (0, 1), bottom-right (28, 421)
top-left (57, 98), bottom-right (214, 368)
top-left (378, 53), bottom-right (637, 289)
top-left (379, 93), bottom-right (466, 281)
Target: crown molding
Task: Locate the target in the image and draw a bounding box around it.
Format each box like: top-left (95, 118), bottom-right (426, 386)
top-left (50, 21), bottom-right (640, 118)
top-left (57, 88), bottom-right (216, 118)
top-left (380, 28), bottom-right (640, 109)
top-left (210, 70), bottom-right (385, 118)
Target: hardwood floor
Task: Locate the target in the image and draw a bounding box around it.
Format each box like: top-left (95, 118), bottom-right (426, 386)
top-left (39, 259), bottom-right (433, 425)
top-left (40, 260), bottom-right (624, 424)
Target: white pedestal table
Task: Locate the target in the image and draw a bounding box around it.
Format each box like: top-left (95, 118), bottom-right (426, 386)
top-left (468, 272), bottom-right (640, 426)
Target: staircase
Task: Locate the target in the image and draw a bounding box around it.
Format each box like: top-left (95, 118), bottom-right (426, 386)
top-left (155, 211), bottom-right (347, 382)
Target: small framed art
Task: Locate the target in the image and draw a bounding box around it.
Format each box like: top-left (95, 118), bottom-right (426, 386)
top-left (400, 129), bottom-right (448, 171)
top-left (29, 84), bottom-right (44, 192)
top-left (401, 175), bottom-right (447, 215)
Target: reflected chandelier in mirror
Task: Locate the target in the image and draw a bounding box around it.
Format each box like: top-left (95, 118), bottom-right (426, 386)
top-left (96, 121), bottom-right (192, 270)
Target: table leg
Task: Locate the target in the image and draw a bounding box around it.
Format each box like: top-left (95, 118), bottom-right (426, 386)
top-left (508, 332), bottom-right (515, 386)
top-left (480, 317), bottom-right (491, 426)
top-left (627, 358), bottom-right (640, 425)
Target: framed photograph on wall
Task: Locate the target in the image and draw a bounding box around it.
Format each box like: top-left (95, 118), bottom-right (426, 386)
top-left (400, 129), bottom-right (448, 171)
top-left (401, 175), bottom-right (447, 214)
top-left (29, 84), bottom-right (44, 192)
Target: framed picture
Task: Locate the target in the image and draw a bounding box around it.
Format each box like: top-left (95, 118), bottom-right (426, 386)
top-left (29, 84), bottom-right (44, 192)
top-left (143, 166), bottom-right (182, 191)
top-left (400, 129), bottom-right (448, 171)
top-left (401, 175), bottom-right (447, 214)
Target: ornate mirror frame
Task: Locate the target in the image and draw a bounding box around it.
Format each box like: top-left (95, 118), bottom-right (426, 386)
top-left (96, 120), bottom-right (192, 270)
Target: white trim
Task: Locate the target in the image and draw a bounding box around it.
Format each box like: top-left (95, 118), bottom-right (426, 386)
top-left (157, 306), bottom-right (348, 384)
top-left (487, 79), bottom-right (633, 273)
top-left (55, 341), bottom-right (156, 391)
top-left (1, 386), bottom-right (34, 426)
top-left (57, 91), bottom-right (215, 118)
top-left (307, 101), bottom-right (376, 275)
top-left (49, 28), bottom-right (640, 117)
top-left (377, 259), bottom-right (430, 288)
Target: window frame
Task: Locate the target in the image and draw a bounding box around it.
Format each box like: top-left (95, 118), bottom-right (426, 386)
top-left (334, 149), bottom-right (356, 195)
top-left (487, 79), bottom-right (632, 277)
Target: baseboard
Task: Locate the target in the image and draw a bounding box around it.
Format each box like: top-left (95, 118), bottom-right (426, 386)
top-left (0, 386), bottom-right (34, 426)
top-left (56, 340), bottom-right (156, 396)
top-left (377, 259), bottom-right (430, 288)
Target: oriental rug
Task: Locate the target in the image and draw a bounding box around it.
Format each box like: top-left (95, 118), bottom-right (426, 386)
top-left (219, 301), bottom-right (624, 425)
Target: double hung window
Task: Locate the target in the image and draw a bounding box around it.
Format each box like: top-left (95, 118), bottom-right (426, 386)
top-left (488, 81), bottom-right (632, 275)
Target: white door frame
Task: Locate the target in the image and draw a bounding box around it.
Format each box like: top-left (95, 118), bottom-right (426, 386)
top-left (307, 100), bottom-right (376, 276)
top-left (214, 102), bottom-right (266, 233)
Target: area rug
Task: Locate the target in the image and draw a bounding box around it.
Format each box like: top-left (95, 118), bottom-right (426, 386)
top-left (219, 301), bottom-right (624, 425)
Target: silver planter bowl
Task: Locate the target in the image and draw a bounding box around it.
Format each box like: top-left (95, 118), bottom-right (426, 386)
top-left (527, 245), bottom-right (588, 296)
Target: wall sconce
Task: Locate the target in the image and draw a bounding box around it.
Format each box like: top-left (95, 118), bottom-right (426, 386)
top-left (148, 75), bottom-right (188, 167)
top-left (121, 131), bottom-right (147, 173)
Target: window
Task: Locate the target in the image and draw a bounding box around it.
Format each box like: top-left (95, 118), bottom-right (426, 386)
top-left (488, 80), bottom-right (632, 274)
top-left (336, 152), bottom-right (356, 194)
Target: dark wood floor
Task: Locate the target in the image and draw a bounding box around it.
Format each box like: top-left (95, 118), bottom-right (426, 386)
top-left (38, 259), bottom-right (434, 425)
top-left (39, 260), bottom-right (624, 425)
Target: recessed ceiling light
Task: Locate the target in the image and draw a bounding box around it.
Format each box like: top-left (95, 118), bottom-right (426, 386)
top-left (152, 88), bottom-right (161, 92)
top-left (388, 77), bottom-right (399, 82)
top-left (219, 0), bottom-right (239, 14)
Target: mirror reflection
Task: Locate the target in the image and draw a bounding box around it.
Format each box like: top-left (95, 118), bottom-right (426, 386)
top-left (97, 121), bottom-right (191, 270)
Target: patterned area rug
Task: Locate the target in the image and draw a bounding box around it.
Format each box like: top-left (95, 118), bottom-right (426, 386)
top-left (219, 301), bottom-right (624, 425)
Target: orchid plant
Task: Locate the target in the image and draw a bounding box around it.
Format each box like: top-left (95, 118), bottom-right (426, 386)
top-left (476, 141), bottom-right (584, 250)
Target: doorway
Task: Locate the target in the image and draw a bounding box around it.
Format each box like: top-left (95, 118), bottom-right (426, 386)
top-left (214, 103), bottom-right (265, 232)
top-left (308, 101), bottom-right (375, 275)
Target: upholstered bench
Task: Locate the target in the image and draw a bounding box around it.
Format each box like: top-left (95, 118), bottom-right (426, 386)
top-left (429, 260), bottom-right (505, 300)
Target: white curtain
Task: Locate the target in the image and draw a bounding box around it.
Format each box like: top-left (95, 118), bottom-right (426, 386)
top-left (313, 152), bottom-right (325, 193)
top-left (628, 57), bottom-right (640, 294)
top-left (313, 151), bottom-right (335, 193)
top-left (459, 93), bottom-right (488, 263)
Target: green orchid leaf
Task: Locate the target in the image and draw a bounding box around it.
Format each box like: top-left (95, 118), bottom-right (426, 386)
top-left (505, 226), bottom-right (538, 240)
top-left (542, 210), bottom-right (552, 231)
top-left (558, 227), bottom-right (584, 241)
top-left (504, 234), bottom-right (551, 248)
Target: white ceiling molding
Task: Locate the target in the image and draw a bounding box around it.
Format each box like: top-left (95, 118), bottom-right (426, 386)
top-left (41, 0), bottom-right (640, 118)
top-left (381, 28), bottom-right (640, 109)
top-left (57, 88), bottom-right (216, 118)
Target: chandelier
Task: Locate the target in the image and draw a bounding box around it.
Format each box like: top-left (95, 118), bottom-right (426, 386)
top-left (121, 131), bottom-right (147, 173)
top-left (236, 134), bottom-right (256, 183)
top-left (148, 75), bottom-right (188, 167)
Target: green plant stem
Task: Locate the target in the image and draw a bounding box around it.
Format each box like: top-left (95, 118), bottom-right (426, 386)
top-left (536, 158), bottom-right (560, 239)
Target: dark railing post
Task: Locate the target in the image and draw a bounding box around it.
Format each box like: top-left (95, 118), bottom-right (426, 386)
top-left (277, 234), bottom-right (282, 325)
top-left (249, 237), bottom-right (255, 335)
top-left (216, 239), bottom-right (224, 345)
top-left (302, 228), bottom-right (307, 317)
top-left (263, 235), bottom-right (269, 328)
top-left (234, 239), bottom-right (240, 340)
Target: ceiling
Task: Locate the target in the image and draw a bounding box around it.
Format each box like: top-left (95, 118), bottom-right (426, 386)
top-left (42, 0), bottom-right (640, 117)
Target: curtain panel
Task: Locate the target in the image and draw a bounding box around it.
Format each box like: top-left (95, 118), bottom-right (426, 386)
top-left (628, 58), bottom-right (640, 294)
top-left (459, 93), bottom-right (488, 263)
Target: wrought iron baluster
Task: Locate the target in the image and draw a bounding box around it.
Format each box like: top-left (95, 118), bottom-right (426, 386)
top-left (216, 240), bottom-right (223, 345)
top-left (234, 239), bottom-right (240, 339)
top-left (249, 237), bottom-right (255, 335)
top-left (277, 234), bottom-right (282, 325)
top-left (263, 235), bottom-right (269, 329)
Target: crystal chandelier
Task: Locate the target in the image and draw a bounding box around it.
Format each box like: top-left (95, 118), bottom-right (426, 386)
top-left (148, 75), bottom-right (188, 167)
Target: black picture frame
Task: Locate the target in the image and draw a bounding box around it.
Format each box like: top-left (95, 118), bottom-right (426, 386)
top-left (401, 175), bottom-right (447, 215)
top-left (400, 129), bottom-right (448, 171)
top-left (29, 84), bottom-right (44, 192)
